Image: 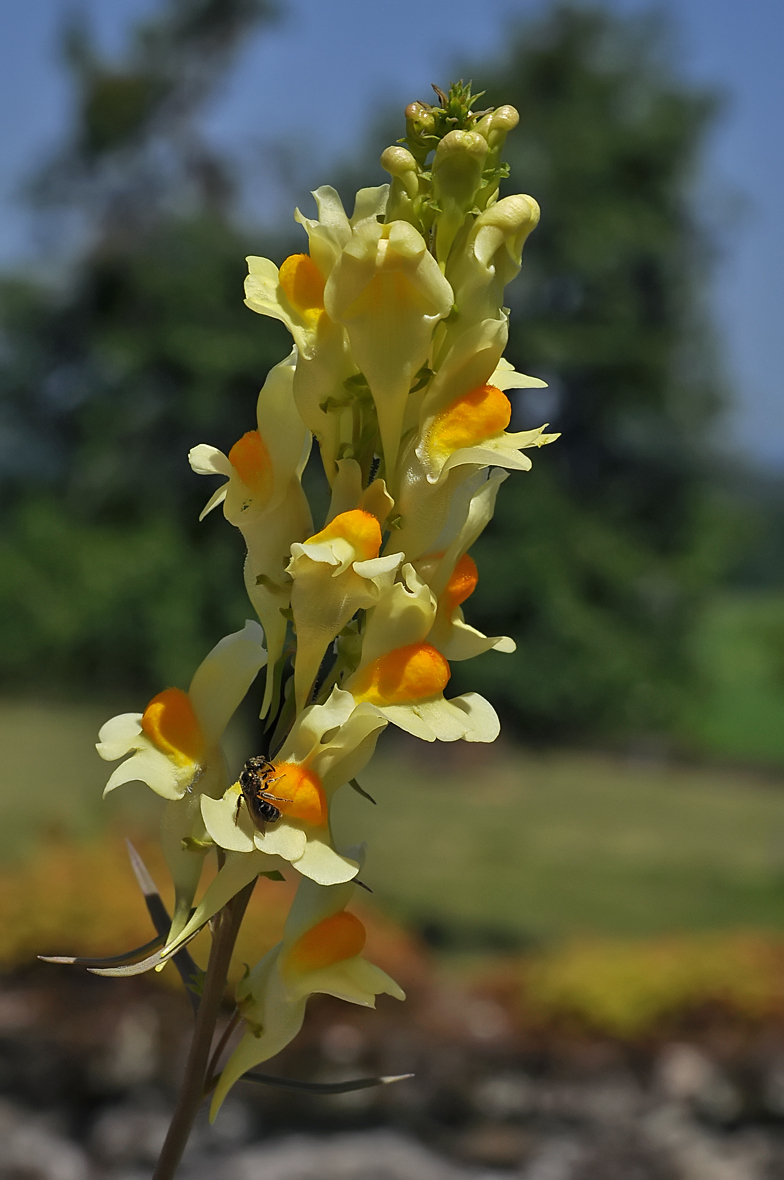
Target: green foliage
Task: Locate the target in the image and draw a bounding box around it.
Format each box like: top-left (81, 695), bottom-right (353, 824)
top-left (440, 5), bottom-right (732, 739)
top-left (0, 211), bottom-right (292, 691)
top-left (0, 0), bottom-right (289, 693)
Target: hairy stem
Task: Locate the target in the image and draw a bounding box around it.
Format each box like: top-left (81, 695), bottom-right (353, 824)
top-left (152, 879), bottom-right (256, 1180)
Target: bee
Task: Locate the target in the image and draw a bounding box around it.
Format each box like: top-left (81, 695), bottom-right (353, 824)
top-left (237, 755), bottom-right (291, 832)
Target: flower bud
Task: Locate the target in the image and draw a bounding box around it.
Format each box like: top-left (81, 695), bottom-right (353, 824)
top-left (441, 193), bottom-right (540, 339)
top-left (381, 145), bottom-right (420, 225)
top-left (474, 104), bottom-right (519, 153)
top-left (404, 100), bottom-right (437, 164)
top-left (432, 130), bottom-right (488, 266)
top-left (472, 105), bottom-right (520, 210)
top-left (381, 145), bottom-right (419, 194)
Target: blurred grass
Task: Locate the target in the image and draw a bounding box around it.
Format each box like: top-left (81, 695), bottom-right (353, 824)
top-left (335, 744), bottom-right (784, 941)
top-left (4, 697), bottom-right (784, 944)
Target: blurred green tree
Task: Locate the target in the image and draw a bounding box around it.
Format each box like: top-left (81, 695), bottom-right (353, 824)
top-left (444, 5), bottom-right (733, 741)
top-left (0, 0), bottom-right (289, 694)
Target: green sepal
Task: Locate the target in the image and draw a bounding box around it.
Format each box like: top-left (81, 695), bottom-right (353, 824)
top-left (349, 778), bottom-right (377, 805)
top-left (255, 574), bottom-right (290, 596)
top-left (409, 365), bottom-right (434, 394)
top-left (181, 836), bottom-right (214, 853)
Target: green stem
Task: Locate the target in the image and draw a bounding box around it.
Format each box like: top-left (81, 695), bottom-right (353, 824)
top-left (152, 879), bottom-right (255, 1180)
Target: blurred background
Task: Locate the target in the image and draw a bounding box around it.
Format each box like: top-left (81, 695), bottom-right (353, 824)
top-left (1, 0), bottom-right (784, 1176)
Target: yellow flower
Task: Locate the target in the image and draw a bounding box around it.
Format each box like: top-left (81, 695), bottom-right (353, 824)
top-left (440, 193), bottom-right (540, 354)
top-left (343, 565), bottom-right (500, 743)
top-left (413, 468), bottom-right (516, 661)
top-left (189, 352), bottom-right (312, 713)
top-left (210, 868), bottom-right (404, 1120)
top-left (200, 687), bottom-right (387, 885)
top-left (97, 621), bottom-right (266, 802)
top-left (96, 621), bottom-right (266, 937)
top-left (288, 508), bottom-right (402, 711)
top-left (392, 320), bottom-right (557, 562)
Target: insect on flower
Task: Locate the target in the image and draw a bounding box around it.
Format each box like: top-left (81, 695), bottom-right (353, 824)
top-left (237, 755), bottom-right (291, 831)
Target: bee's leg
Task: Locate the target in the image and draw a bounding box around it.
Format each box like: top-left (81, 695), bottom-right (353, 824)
top-left (234, 795), bottom-right (243, 824)
top-left (262, 792), bottom-right (293, 804)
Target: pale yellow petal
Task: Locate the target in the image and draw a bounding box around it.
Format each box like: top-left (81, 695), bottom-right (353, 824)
top-left (355, 565), bottom-right (435, 667)
top-left (96, 713), bottom-right (143, 761)
top-left (210, 996), bottom-right (307, 1121)
top-left (201, 790), bottom-right (255, 854)
top-left (255, 350), bottom-right (310, 510)
top-left (198, 484), bottom-right (229, 521)
top-left (295, 955), bottom-right (405, 1005)
top-left (188, 444), bottom-right (233, 476)
top-left (315, 710), bottom-right (388, 794)
top-left (253, 821), bottom-right (308, 862)
top-left (436, 617), bottom-right (516, 661)
top-left (278, 688), bottom-right (357, 765)
top-left (188, 621), bottom-right (266, 747)
top-left (293, 834), bottom-right (360, 886)
top-left (103, 744), bottom-right (188, 800)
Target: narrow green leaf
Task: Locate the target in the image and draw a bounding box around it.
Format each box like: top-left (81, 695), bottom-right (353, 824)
top-left (39, 931), bottom-right (165, 968)
top-left (241, 1071), bottom-right (414, 1094)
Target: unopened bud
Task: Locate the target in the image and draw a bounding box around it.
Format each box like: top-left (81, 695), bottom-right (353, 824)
top-left (432, 131), bottom-right (488, 203)
top-left (404, 101), bottom-right (437, 165)
top-left (472, 105), bottom-right (520, 210)
top-left (382, 145), bottom-right (423, 228)
top-left (431, 131), bottom-right (488, 265)
top-left (474, 105), bottom-right (519, 151)
top-left (381, 146), bottom-right (419, 197)
top-left (405, 101), bottom-right (435, 135)
top-left (472, 193), bottom-right (540, 269)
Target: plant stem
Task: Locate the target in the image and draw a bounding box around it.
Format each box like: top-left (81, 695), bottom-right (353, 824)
top-left (152, 879), bottom-right (256, 1180)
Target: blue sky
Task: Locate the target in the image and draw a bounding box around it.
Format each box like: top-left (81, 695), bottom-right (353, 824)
top-left (1, 0), bottom-right (782, 465)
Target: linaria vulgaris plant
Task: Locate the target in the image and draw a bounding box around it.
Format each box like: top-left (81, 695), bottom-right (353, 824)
top-left (43, 82), bottom-right (557, 1179)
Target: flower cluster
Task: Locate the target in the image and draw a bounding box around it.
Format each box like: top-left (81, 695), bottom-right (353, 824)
top-left (93, 83), bottom-right (557, 1119)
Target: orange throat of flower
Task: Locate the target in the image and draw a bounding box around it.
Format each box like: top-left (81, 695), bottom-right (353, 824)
top-left (267, 761), bottom-right (328, 827)
top-left (439, 553), bottom-right (479, 617)
top-left (228, 430), bottom-right (273, 504)
top-left (350, 642), bottom-right (451, 706)
top-left (285, 910), bottom-right (366, 975)
top-left (426, 384), bottom-right (511, 464)
top-left (141, 687), bottom-right (206, 768)
top-left (278, 253), bottom-right (326, 327)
